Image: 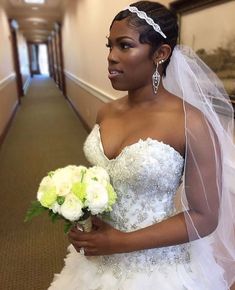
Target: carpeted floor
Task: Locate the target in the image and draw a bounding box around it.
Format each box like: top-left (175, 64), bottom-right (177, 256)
top-left (0, 75), bottom-right (89, 290)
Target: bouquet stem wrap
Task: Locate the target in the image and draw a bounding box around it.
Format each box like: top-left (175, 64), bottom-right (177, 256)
top-left (77, 215), bottom-right (92, 232)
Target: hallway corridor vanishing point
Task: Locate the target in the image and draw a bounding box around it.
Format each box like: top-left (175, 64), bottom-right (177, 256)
top-left (0, 76), bottom-right (89, 290)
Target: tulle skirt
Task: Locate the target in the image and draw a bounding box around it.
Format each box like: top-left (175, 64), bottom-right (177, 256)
top-left (48, 238), bottom-right (227, 290)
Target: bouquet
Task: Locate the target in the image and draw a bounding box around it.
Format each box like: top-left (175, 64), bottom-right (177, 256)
top-left (25, 165), bottom-right (117, 233)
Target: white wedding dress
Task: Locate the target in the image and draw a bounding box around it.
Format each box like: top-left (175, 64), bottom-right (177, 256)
top-left (48, 124), bottom-right (227, 290)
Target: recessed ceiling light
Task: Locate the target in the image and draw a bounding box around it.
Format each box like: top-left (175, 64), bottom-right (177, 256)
top-left (24, 0), bottom-right (45, 4)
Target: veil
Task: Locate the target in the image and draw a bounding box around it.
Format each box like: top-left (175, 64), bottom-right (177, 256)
top-left (163, 45), bottom-right (235, 287)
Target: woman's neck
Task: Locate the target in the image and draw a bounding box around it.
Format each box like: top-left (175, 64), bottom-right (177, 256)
top-left (127, 82), bottom-right (165, 107)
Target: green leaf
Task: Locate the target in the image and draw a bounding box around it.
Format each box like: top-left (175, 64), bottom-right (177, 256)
top-left (24, 200), bottom-right (47, 222)
top-left (80, 169), bottom-right (86, 182)
top-left (57, 196), bottom-right (65, 205)
top-left (48, 171), bottom-right (54, 177)
top-left (64, 220), bottom-right (73, 234)
top-left (48, 211), bottom-right (61, 223)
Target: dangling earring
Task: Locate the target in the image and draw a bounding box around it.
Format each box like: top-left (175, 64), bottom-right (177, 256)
top-left (152, 60), bottom-right (164, 94)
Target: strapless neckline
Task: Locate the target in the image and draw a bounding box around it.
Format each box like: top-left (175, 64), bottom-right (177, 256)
top-left (94, 124), bottom-right (184, 162)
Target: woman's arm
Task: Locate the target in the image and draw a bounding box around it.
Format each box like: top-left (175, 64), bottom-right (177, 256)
top-left (68, 212), bottom-right (188, 256)
top-left (68, 204), bottom-right (214, 256)
top-left (69, 111), bottom-right (221, 256)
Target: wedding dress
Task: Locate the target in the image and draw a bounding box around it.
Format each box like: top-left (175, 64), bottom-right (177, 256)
top-left (48, 124), bottom-right (227, 290)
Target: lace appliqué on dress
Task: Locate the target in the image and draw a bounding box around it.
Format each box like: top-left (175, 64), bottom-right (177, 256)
top-left (83, 124), bottom-right (190, 279)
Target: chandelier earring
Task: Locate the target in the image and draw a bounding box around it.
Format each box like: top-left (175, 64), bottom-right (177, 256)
top-left (152, 59), bottom-right (164, 94)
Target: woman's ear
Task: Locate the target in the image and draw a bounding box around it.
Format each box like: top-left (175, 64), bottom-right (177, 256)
top-left (153, 44), bottom-right (172, 65)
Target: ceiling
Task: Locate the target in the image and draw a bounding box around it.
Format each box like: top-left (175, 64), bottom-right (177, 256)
top-left (2, 0), bottom-right (67, 43)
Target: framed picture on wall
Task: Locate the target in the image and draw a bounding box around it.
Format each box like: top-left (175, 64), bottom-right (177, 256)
top-left (170, 0), bottom-right (235, 106)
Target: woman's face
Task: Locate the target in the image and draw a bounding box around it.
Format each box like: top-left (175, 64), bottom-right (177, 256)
top-left (107, 18), bottom-right (155, 91)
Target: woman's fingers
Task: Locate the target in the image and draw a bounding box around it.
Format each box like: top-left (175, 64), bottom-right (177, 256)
top-left (92, 216), bottom-right (111, 231)
top-left (92, 216), bottom-right (104, 227)
top-left (67, 219), bottom-right (120, 256)
top-left (68, 229), bottom-right (94, 241)
top-left (73, 240), bottom-right (92, 248)
top-left (71, 240), bottom-right (97, 255)
top-left (83, 248), bottom-right (98, 256)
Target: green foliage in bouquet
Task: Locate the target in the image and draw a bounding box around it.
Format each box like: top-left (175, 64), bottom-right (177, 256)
top-left (24, 200), bottom-right (47, 221)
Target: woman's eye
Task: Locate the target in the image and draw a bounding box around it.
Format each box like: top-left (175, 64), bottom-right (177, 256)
top-left (120, 42), bottom-right (131, 49)
top-left (105, 42), bottom-right (131, 50)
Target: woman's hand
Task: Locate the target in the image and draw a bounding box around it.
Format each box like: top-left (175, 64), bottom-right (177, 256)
top-left (68, 216), bottom-right (127, 256)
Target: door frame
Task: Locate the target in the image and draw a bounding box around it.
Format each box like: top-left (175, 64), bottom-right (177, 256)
top-left (9, 19), bottom-right (23, 100)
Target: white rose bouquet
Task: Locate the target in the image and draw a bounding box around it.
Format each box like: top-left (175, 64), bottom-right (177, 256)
top-left (25, 165), bottom-right (117, 233)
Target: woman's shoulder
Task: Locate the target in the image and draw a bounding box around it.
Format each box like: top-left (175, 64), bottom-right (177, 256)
top-left (163, 92), bottom-right (209, 135)
top-left (165, 92), bottom-right (203, 122)
top-left (96, 96), bottom-right (127, 123)
top-left (182, 101), bottom-right (217, 142)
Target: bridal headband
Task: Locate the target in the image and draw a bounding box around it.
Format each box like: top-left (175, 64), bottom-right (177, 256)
top-left (125, 6), bottom-right (167, 39)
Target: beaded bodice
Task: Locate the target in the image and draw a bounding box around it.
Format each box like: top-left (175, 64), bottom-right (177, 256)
top-left (83, 124), bottom-right (190, 277)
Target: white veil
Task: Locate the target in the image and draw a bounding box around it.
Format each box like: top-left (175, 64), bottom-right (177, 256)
top-left (163, 45), bottom-right (235, 287)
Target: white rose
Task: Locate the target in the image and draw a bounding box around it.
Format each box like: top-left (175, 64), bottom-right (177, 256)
top-left (84, 166), bottom-right (110, 186)
top-left (60, 194), bottom-right (83, 221)
top-left (85, 181), bottom-right (109, 215)
top-left (62, 165), bottom-right (87, 183)
top-left (52, 166), bottom-right (87, 197)
top-left (51, 168), bottom-right (74, 196)
top-left (37, 176), bottom-right (54, 201)
top-left (50, 202), bottom-right (62, 215)
top-left (37, 176), bottom-right (57, 208)
top-left (64, 165), bottom-right (87, 182)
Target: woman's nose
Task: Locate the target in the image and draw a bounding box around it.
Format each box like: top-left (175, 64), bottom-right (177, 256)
top-left (107, 48), bottom-right (118, 63)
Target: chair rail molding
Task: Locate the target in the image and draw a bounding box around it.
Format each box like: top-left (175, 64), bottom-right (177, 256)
top-left (0, 73), bottom-right (16, 90)
top-left (64, 70), bottom-right (115, 103)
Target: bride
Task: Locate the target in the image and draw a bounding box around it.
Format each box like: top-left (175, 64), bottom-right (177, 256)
top-left (49, 1), bottom-right (235, 289)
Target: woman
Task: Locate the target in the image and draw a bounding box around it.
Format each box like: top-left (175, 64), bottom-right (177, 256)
top-left (49, 1), bottom-right (235, 289)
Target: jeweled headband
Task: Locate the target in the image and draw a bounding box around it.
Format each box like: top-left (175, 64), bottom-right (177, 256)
top-left (125, 6), bottom-right (167, 39)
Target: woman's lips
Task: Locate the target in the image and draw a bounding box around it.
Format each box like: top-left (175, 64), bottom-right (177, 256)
top-left (108, 69), bottom-right (123, 79)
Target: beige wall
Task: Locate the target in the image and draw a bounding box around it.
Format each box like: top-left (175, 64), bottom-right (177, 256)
top-left (66, 77), bottom-right (105, 128)
top-left (0, 6), bottom-right (15, 79)
top-left (0, 5), bottom-right (18, 139)
top-left (0, 80), bottom-right (18, 138)
top-left (62, 0), bottom-right (171, 128)
top-left (180, 1), bottom-right (235, 53)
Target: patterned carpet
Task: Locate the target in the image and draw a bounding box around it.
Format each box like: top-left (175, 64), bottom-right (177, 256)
top-left (0, 76), bottom-right (89, 290)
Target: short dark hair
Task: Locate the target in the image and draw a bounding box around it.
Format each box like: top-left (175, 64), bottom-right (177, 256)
top-left (110, 1), bottom-right (178, 76)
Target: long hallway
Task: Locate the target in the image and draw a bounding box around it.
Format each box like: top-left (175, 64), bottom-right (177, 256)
top-left (0, 76), bottom-right (89, 290)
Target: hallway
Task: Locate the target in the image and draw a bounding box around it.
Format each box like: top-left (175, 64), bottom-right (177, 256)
top-left (0, 76), bottom-right (88, 290)
top-left (0, 1), bottom-right (235, 289)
